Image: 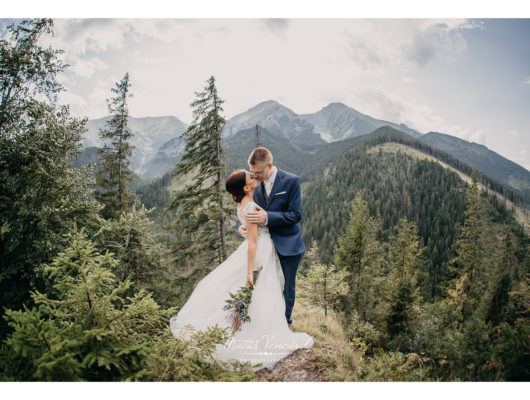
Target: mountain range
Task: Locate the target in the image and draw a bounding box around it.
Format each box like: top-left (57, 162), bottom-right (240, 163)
top-left (301, 101), bottom-right (421, 141)
top-left (77, 100), bottom-right (530, 207)
top-left (222, 100), bottom-right (324, 145)
top-left (82, 115), bottom-right (187, 175)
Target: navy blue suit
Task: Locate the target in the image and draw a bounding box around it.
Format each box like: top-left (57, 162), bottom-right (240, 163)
top-left (238, 168), bottom-right (306, 325)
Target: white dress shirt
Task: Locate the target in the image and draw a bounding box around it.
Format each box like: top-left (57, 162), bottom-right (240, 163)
top-left (264, 166), bottom-right (278, 197)
top-left (263, 166), bottom-right (277, 225)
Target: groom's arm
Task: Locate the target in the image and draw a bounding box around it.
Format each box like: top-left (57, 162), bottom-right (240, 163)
top-left (236, 218), bottom-right (249, 239)
top-left (265, 176), bottom-right (302, 228)
top-left (236, 219), bottom-right (243, 236)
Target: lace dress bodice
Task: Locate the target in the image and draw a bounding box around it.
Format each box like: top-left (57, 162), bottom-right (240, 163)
top-left (238, 201), bottom-right (269, 236)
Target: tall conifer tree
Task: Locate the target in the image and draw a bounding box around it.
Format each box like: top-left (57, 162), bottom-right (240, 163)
top-left (96, 73), bottom-right (135, 220)
top-left (448, 169), bottom-right (485, 318)
top-left (334, 193), bottom-right (384, 321)
top-left (0, 19), bottom-right (102, 339)
top-left (386, 217), bottom-right (424, 289)
top-left (167, 76), bottom-right (228, 271)
top-left (384, 217), bottom-right (424, 348)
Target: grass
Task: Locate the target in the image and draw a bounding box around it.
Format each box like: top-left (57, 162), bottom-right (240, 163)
top-left (292, 282), bottom-right (364, 381)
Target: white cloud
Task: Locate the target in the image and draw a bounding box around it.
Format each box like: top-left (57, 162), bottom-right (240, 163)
top-left (510, 149), bottom-right (530, 171)
top-left (261, 19), bottom-right (290, 37)
top-left (465, 129), bottom-right (487, 145)
top-left (345, 41), bottom-right (385, 70)
top-left (343, 85), bottom-right (490, 148)
top-left (128, 19), bottom-right (231, 44)
top-left (5, 18), bottom-right (527, 170)
top-left (405, 22), bottom-right (468, 67)
top-left (341, 19), bottom-right (473, 73)
top-left (20, 19), bottom-right (498, 147)
top-left (35, 19), bottom-right (134, 86)
top-left (349, 86), bottom-right (446, 133)
top-left (57, 90), bottom-right (88, 110)
top-left (0, 23), bottom-right (10, 40)
top-left (519, 150), bottom-right (530, 170)
top-left (51, 19), bottom-right (132, 56)
top-left (60, 75), bottom-right (122, 119)
top-left (69, 56), bottom-right (108, 78)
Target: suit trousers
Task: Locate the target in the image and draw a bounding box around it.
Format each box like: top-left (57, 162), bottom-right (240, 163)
top-left (277, 252), bottom-right (303, 325)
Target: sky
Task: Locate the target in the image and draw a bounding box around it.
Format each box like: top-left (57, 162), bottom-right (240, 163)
top-left (1, 6), bottom-right (529, 171)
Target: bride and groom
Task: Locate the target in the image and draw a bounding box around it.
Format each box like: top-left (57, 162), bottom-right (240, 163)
top-left (170, 147), bottom-right (314, 371)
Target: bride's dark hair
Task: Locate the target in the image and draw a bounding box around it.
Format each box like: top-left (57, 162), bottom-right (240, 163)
top-left (225, 169), bottom-right (247, 203)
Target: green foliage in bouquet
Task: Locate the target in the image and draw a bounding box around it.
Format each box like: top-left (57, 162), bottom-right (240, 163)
top-left (223, 266), bottom-right (263, 335)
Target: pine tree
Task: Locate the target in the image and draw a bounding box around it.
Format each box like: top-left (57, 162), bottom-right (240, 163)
top-left (0, 221), bottom-right (256, 381)
top-left (492, 273), bottom-right (530, 380)
top-left (384, 217), bottom-right (423, 350)
top-left (498, 231), bottom-right (520, 280)
top-left (167, 76), bottom-right (228, 272)
top-left (447, 169), bottom-right (485, 318)
top-left (92, 196), bottom-right (171, 305)
top-left (300, 238), bottom-right (321, 274)
top-left (299, 240), bottom-right (348, 317)
top-left (486, 272), bottom-right (512, 327)
top-left (0, 19), bottom-right (102, 340)
top-left (388, 217), bottom-right (424, 282)
top-left (0, 221), bottom-right (177, 381)
top-left (334, 193), bottom-right (384, 321)
top-left (485, 231), bottom-right (518, 326)
top-left (0, 19), bottom-right (66, 135)
top-left (96, 73), bottom-right (136, 220)
top-left (334, 194), bottom-right (373, 288)
top-left (386, 277), bottom-right (416, 337)
top-left (304, 263), bottom-right (349, 318)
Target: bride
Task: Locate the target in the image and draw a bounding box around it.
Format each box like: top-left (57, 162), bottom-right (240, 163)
top-left (170, 169), bottom-right (314, 371)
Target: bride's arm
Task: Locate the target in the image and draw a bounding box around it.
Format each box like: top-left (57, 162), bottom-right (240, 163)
top-left (245, 218), bottom-right (258, 287)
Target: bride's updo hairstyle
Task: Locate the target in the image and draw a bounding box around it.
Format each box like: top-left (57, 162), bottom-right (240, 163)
top-left (225, 169), bottom-right (247, 203)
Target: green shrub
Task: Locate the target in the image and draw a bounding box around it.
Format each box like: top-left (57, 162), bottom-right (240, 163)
top-left (0, 223), bottom-right (256, 381)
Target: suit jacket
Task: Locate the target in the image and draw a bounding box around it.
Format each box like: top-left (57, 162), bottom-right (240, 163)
top-left (237, 168), bottom-right (306, 256)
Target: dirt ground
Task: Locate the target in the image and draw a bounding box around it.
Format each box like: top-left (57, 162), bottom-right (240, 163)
top-left (254, 347), bottom-right (324, 382)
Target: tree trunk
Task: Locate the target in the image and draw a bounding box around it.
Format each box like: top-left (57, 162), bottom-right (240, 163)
top-left (324, 266), bottom-right (328, 318)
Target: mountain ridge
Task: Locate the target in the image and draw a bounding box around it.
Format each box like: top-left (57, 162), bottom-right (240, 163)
top-left (83, 115), bottom-right (188, 175)
top-left (78, 101), bottom-right (529, 202)
top-left (222, 100), bottom-right (324, 145)
top-left (419, 131), bottom-right (530, 203)
top-left (301, 101), bottom-right (421, 141)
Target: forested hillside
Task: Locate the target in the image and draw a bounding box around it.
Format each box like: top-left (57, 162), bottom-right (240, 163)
top-left (302, 138), bottom-right (528, 299)
top-left (420, 131), bottom-right (530, 206)
top-left (139, 126), bottom-right (528, 230)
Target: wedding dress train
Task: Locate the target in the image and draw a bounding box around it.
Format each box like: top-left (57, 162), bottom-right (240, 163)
top-left (170, 201), bottom-right (314, 372)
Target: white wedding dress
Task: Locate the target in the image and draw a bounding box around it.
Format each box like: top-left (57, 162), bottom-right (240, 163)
top-left (170, 201), bottom-right (314, 372)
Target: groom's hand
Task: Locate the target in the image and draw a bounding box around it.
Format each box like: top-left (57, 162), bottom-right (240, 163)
top-left (245, 205), bottom-right (267, 224)
top-left (238, 225), bottom-right (248, 239)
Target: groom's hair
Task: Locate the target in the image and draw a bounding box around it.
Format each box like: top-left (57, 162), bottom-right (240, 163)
top-left (248, 147), bottom-right (273, 165)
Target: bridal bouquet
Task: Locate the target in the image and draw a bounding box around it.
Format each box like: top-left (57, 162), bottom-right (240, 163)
top-left (223, 266), bottom-right (263, 335)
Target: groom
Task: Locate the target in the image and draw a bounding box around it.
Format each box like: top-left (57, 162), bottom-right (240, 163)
top-left (238, 147), bottom-right (306, 331)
